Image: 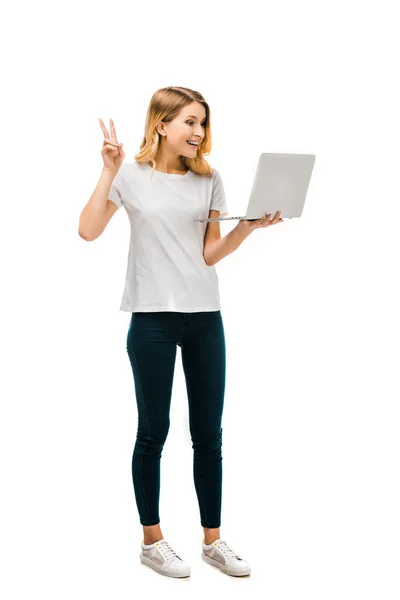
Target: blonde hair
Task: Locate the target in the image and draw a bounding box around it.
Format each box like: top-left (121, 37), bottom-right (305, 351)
top-left (134, 86), bottom-right (214, 179)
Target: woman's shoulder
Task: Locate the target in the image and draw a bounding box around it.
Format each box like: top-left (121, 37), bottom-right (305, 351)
top-left (120, 160), bottom-right (146, 171)
top-left (118, 161), bottom-right (150, 180)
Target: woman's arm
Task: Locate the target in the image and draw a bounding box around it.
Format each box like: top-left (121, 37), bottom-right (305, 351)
top-left (78, 168), bottom-right (119, 241)
top-left (204, 211), bottom-right (282, 266)
top-left (204, 224), bottom-right (251, 266)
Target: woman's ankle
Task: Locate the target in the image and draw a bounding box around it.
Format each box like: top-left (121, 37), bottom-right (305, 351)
top-left (143, 523), bottom-right (163, 545)
top-left (203, 526), bottom-right (221, 545)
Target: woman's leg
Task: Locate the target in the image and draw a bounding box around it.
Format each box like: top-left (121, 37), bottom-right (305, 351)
top-left (180, 311), bottom-right (226, 532)
top-left (142, 523), bottom-right (163, 545)
top-left (126, 312), bottom-right (181, 531)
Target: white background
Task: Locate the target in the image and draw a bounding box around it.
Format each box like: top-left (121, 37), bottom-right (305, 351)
top-left (1, 0), bottom-right (399, 597)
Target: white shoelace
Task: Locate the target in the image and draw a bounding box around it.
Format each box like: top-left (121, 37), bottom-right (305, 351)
top-left (155, 540), bottom-right (181, 562)
top-left (214, 540), bottom-right (240, 561)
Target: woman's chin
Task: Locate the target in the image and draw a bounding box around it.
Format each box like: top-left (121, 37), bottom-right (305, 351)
top-left (181, 146), bottom-right (198, 158)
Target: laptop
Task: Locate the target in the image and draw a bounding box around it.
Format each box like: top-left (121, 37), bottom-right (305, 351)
top-left (193, 152), bottom-right (316, 222)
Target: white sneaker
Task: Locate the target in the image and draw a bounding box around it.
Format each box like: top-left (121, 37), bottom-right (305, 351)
top-left (202, 538), bottom-right (251, 576)
top-left (140, 539), bottom-right (191, 578)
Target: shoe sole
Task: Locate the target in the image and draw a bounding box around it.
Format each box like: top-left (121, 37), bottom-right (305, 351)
top-left (202, 552), bottom-right (251, 576)
top-left (140, 554), bottom-right (191, 578)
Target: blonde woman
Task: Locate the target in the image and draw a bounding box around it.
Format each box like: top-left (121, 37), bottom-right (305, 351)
top-left (78, 86), bottom-right (282, 578)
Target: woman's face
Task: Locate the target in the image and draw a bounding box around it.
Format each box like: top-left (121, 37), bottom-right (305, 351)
top-left (159, 101), bottom-right (206, 158)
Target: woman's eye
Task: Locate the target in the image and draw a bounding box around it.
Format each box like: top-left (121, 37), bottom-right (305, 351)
top-left (187, 121), bottom-right (205, 126)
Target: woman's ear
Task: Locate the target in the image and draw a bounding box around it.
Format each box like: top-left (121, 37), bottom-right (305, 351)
top-left (157, 122), bottom-right (167, 136)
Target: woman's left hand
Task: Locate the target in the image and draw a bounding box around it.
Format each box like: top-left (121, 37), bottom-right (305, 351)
top-left (237, 210), bottom-right (283, 233)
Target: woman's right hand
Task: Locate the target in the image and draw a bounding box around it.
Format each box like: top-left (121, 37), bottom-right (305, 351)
top-left (99, 118), bottom-right (125, 171)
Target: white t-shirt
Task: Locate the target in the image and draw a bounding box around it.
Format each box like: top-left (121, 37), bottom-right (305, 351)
top-left (108, 161), bottom-right (229, 313)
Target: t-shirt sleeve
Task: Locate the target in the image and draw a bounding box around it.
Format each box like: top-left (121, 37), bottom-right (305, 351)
top-left (210, 168), bottom-right (228, 217)
top-left (108, 167), bottom-right (124, 209)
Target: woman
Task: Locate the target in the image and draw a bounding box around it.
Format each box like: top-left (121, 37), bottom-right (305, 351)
top-left (79, 86), bottom-right (282, 578)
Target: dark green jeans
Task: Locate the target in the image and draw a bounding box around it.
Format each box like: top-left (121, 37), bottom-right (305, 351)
top-left (126, 310), bottom-right (226, 528)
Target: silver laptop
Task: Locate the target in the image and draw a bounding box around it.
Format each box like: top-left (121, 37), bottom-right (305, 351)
top-left (193, 152), bottom-right (316, 222)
